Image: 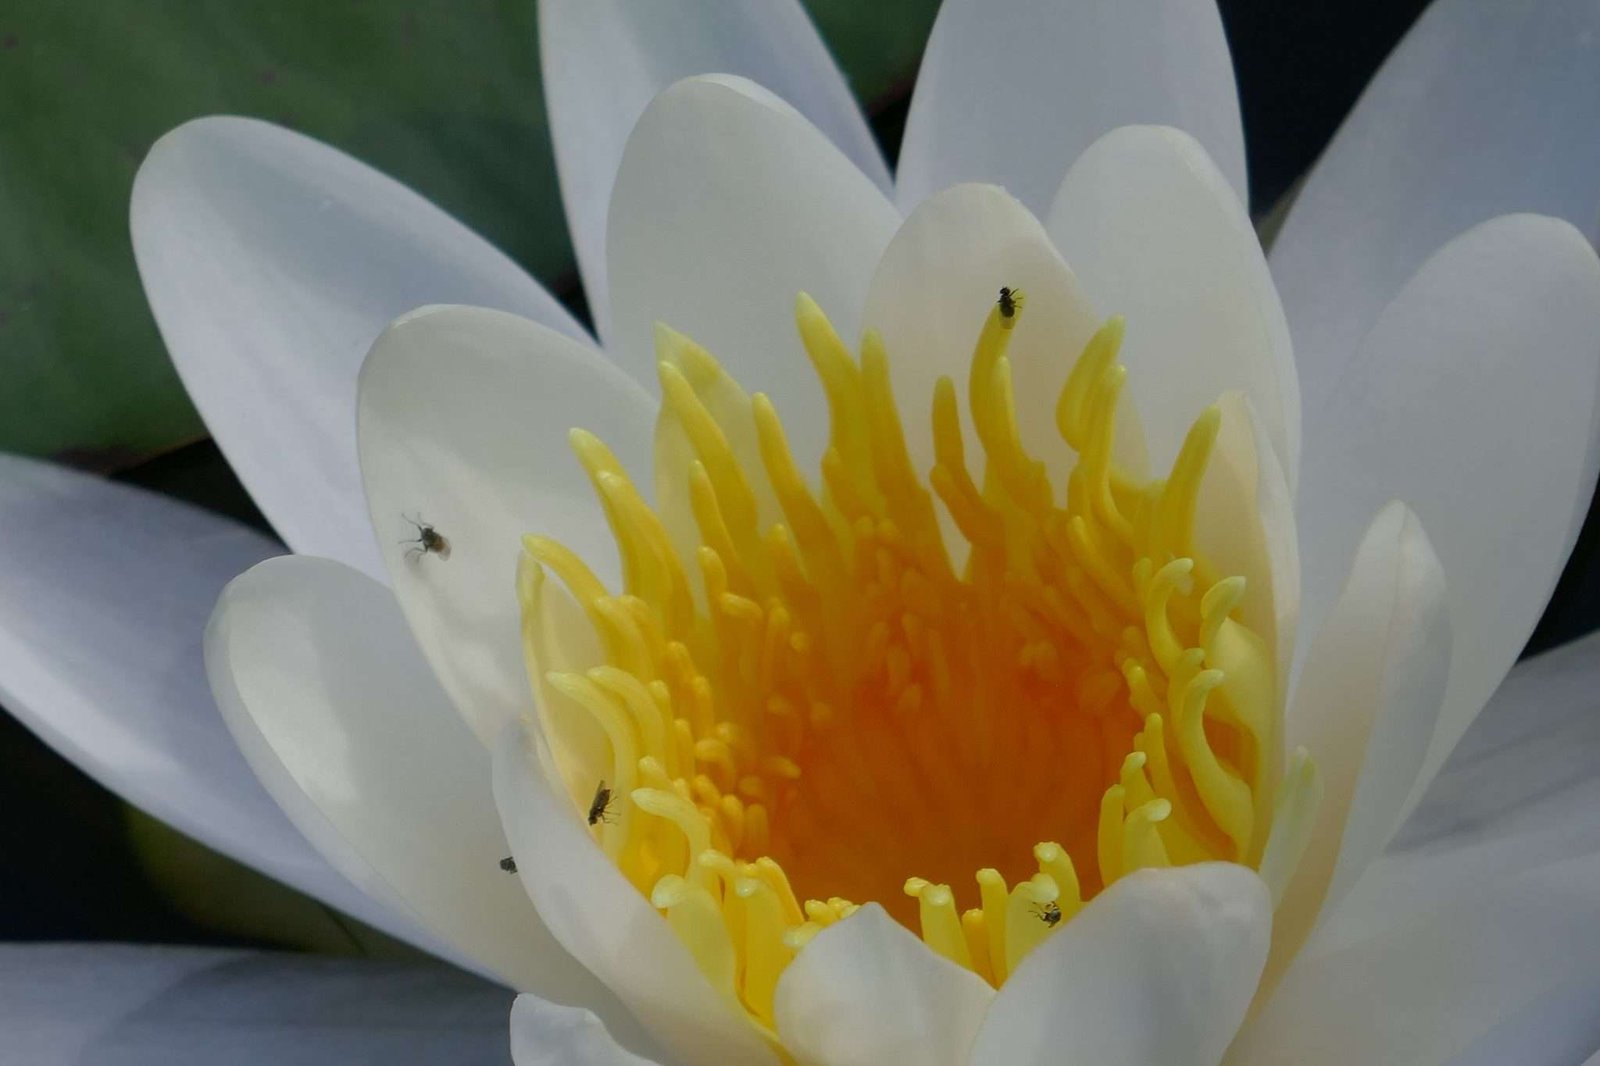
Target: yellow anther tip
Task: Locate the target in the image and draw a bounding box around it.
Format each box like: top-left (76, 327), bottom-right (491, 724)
top-left (656, 358), bottom-right (687, 386)
top-left (787, 923), bottom-right (827, 952)
top-left (903, 877), bottom-right (931, 897)
top-left (652, 321), bottom-right (689, 353)
top-left (1015, 874), bottom-right (1059, 903)
top-left (651, 876), bottom-right (690, 909)
top-left (1136, 798), bottom-right (1173, 823)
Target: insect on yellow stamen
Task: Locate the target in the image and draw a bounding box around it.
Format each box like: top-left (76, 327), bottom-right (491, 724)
top-left (519, 287), bottom-right (1314, 1039)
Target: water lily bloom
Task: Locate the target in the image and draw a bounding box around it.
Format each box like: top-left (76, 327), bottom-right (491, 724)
top-left (5, 0), bottom-right (1600, 1062)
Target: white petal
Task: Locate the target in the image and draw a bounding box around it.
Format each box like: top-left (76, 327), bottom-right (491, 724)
top-left (1269, 0), bottom-right (1600, 410)
top-left (206, 553), bottom-right (641, 1044)
top-left (1393, 629), bottom-right (1600, 861)
top-left (774, 904), bottom-right (994, 1066)
top-left (860, 183), bottom-right (1103, 492)
top-left (607, 74), bottom-right (900, 469)
top-left (131, 116), bottom-right (586, 580)
top-left (0, 942), bottom-right (514, 1066)
top-left (1325, 629), bottom-right (1600, 954)
top-left (1443, 982), bottom-right (1600, 1066)
top-left (540, 0), bottom-right (888, 340)
top-left (1295, 214), bottom-right (1600, 817)
top-left (492, 720), bottom-right (779, 1066)
top-left (512, 996), bottom-right (665, 1066)
top-left (1045, 126), bottom-right (1298, 485)
top-left (1229, 849), bottom-right (1600, 1065)
top-left (895, 0), bottom-right (1246, 215)
top-left (1196, 394), bottom-right (1300, 700)
top-left (357, 305), bottom-right (656, 745)
top-left (0, 453), bottom-right (418, 943)
top-left (1266, 501), bottom-right (1450, 990)
top-left (967, 864), bottom-right (1270, 1066)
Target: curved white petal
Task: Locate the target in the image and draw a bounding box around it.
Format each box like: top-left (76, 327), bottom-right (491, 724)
top-left (1443, 982), bottom-right (1600, 1066)
top-left (1295, 214), bottom-right (1600, 816)
top-left (540, 0), bottom-right (888, 340)
top-left (1327, 629), bottom-right (1600, 954)
top-left (0, 453), bottom-right (417, 943)
top-left (1394, 629), bottom-right (1600, 861)
top-left (1, 943), bottom-right (515, 1066)
top-left (493, 720), bottom-right (779, 1066)
top-left (512, 996), bottom-right (665, 1066)
top-left (1196, 394), bottom-right (1299, 699)
top-left (131, 116), bottom-right (586, 580)
top-left (896, 0), bottom-right (1246, 215)
top-left (1230, 848), bottom-right (1600, 1065)
top-left (860, 183), bottom-right (1103, 494)
top-left (1270, 0), bottom-right (1600, 408)
top-left (773, 904), bottom-right (994, 1066)
top-left (1266, 501), bottom-right (1450, 990)
top-left (607, 74), bottom-right (901, 469)
top-left (1045, 126), bottom-right (1298, 485)
top-left (357, 305), bottom-right (656, 746)
top-left (205, 554), bottom-right (638, 1041)
top-left (968, 864), bottom-right (1270, 1066)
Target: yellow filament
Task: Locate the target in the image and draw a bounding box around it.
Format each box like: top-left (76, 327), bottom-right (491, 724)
top-left (519, 287), bottom-right (1312, 1041)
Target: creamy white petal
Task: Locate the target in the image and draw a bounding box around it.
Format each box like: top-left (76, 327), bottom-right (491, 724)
top-left (131, 116), bottom-right (586, 580)
top-left (1229, 849), bottom-right (1600, 1065)
top-left (1394, 629), bottom-right (1600, 859)
top-left (1295, 215), bottom-right (1600, 818)
top-left (1270, 0), bottom-right (1600, 409)
top-left (1198, 394), bottom-right (1300, 698)
top-left (1045, 126), bottom-right (1298, 485)
top-left (968, 864), bottom-right (1270, 1066)
top-left (0, 943), bottom-right (514, 1066)
top-left (774, 904), bottom-right (994, 1066)
top-left (1325, 629), bottom-right (1600, 954)
top-left (860, 183), bottom-right (1104, 495)
top-left (896, 0), bottom-right (1246, 215)
top-left (1266, 501), bottom-right (1449, 990)
top-left (206, 554), bottom-right (640, 1042)
top-left (493, 720), bottom-right (779, 1066)
top-left (512, 996), bottom-right (665, 1066)
top-left (607, 74), bottom-right (901, 469)
top-left (1443, 982), bottom-right (1600, 1066)
top-left (1237, 635), bottom-right (1600, 1064)
top-left (0, 453), bottom-right (422, 942)
top-left (357, 305), bottom-right (656, 745)
top-left (540, 0), bottom-right (888, 340)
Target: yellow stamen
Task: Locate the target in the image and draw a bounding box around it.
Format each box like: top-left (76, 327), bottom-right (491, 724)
top-left (518, 287), bottom-right (1314, 1041)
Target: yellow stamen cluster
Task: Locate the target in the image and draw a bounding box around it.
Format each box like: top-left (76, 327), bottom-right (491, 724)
top-left (520, 290), bottom-right (1284, 1035)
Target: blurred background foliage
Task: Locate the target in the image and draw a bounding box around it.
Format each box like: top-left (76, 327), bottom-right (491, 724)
top-left (0, 0), bottom-right (943, 467)
top-left (20, 0), bottom-right (1598, 957)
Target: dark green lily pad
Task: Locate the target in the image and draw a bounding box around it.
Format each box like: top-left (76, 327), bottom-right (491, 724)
top-left (0, 0), bottom-right (937, 468)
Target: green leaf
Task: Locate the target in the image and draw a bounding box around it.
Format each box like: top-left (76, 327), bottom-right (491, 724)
top-left (0, 1), bottom-right (562, 464)
top-left (0, 0), bottom-right (937, 467)
top-left (808, 0), bottom-right (941, 108)
top-left (124, 805), bottom-right (422, 957)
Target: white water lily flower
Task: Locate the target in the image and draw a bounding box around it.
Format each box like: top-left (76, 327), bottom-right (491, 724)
top-left (5, 0), bottom-right (1600, 1063)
